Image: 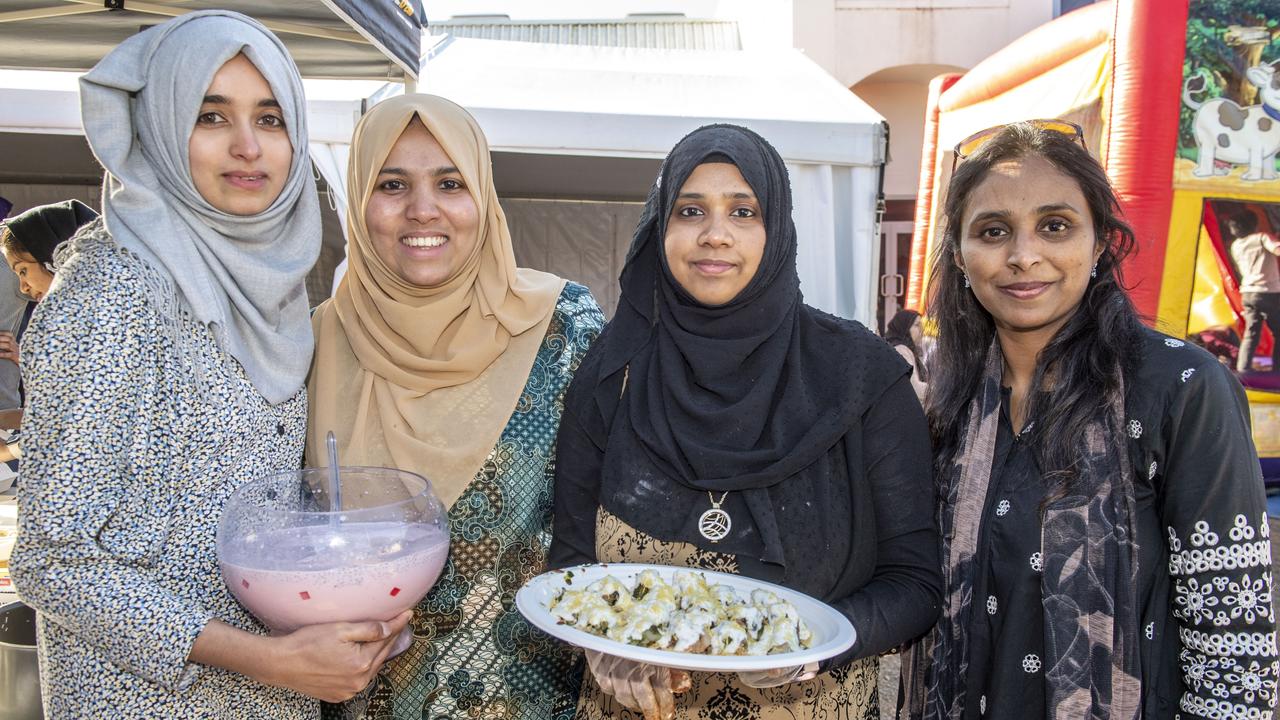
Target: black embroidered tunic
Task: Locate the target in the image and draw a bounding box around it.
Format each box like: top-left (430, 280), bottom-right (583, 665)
top-left (962, 329), bottom-right (1276, 720)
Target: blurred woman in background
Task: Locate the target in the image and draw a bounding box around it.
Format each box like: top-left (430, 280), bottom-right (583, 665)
top-left (884, 308), bottom-right (928, 401)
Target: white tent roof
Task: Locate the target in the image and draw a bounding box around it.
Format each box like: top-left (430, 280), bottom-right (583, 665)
top-left (0, 38), bottom-right (888, 322)
top-left (358, 37), bottom-right (888, 321)
top-left (0, 69), bottom-right (376, 144)
top-left (368, 35), bottom-right (886, 166)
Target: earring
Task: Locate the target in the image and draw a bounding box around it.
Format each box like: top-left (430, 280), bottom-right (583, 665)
top-left (962, 274), bottom-right (971, 288)
top-left (1090, 263), bottom-right (1097, 279)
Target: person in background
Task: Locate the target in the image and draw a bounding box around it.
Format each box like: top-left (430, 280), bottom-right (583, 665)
top-left (1227, 210), bottom-right (1280, 373)
top-left (10, 12), bottom-right (408, 718)
top-left (1187, 325), bottom-right (1240, 369)
top-left (0, 199), bottom-right (100, 465)
top-left (903, 120), bottom-right (1274, 720)
top-left (551, 124), bottom-right (941, 720)
top-left (884, 308), bottom-right (928, 401)
top-left (0, 199), bottom-right (100, 365)
top-left (0, 195), bottom-right (25, 415)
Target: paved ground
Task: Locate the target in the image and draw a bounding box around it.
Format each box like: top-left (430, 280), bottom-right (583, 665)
top-left (875, 516), bottom-right (1280, 718)
top-left (878, 652), bottom-right (900, 717)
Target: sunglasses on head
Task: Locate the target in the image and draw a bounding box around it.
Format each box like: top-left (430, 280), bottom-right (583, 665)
top-left (951, 119), bottom-right (1086, 174)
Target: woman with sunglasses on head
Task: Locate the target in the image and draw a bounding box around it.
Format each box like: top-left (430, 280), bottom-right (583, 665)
top-left (550, 124), bottom-right (942, 720)
top-left (10, 12), bottom-right (411, 717)
top-left (900, 121), bottom-right (1276, 719)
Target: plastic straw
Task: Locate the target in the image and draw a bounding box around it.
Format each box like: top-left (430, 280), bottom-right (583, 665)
top-left (326, 431), bottom-right (341, 514)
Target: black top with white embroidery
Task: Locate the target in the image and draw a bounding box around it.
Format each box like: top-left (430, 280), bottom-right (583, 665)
top-left (961, 328), bottom-right (1276, 720)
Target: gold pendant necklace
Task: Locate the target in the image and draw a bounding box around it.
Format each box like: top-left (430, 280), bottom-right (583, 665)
top-left (698, 491), bottom-right (732, 542)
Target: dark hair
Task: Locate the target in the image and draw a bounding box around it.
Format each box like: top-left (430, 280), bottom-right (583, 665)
top-left (0, 199), bottom-right (97, 266)
top-left (884, 309), bottom-right (926, 381)
top-left (1230, 210), bottom-right (1259, 238)
top-left (925, 122), bottom-right (1145, 493)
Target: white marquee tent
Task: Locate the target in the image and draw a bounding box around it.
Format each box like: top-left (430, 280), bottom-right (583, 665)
top-left (0, 33), bottom-right (887, 322)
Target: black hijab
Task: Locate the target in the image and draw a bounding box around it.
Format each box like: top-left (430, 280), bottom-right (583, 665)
top-left (1, 200), bottom-right (98, 265)
top-left (587, 124), bottom-right (904, 569)
top-left (884, 308), bottom-right (927, 381)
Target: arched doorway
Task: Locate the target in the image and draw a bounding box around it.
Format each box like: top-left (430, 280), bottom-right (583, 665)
top-left (853, 64), bottom-right (964, 330)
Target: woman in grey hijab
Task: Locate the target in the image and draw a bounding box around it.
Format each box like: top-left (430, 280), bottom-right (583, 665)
top-left (9, 11), bottom-right (408, 718)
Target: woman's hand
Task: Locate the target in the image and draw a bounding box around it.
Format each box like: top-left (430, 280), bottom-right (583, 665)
top-left (584, 649), bottom-right (691, 720)
top-left (191, 611), bottom-right (413, 703)
top-left (258, 611), bottom-right (413, 702)
top-left (0, 332), bottom-right (18, 366)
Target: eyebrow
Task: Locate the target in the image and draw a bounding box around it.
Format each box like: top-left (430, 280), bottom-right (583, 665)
top-left (968, 210), bottom-right (1008, 226)
top-left (968, 203), bottom-right (1081, 225)
top-left (677, 191), bottom-right (756, 200)
top-left (378, 166), bottom-right (462, 178)
top-left (201, 95), bottom-right (281, 109)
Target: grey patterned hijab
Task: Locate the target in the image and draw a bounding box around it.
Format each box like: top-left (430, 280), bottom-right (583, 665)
top-left (79, 10), bottom-right (320, 404)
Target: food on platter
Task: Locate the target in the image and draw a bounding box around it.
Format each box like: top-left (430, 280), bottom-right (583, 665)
top-left (546, 568), bottom-right (812, 656)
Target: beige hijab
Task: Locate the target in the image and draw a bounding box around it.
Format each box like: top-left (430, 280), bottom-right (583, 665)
top-left (307, 94), bottom-right (565, 508)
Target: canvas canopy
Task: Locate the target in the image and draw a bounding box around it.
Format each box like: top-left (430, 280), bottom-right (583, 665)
top-left (332, 35), bottom-right (891, 323)
top-left (0, 0), bottom-right (425, 80)
top-left (0, 31), bottom-right (887, 323)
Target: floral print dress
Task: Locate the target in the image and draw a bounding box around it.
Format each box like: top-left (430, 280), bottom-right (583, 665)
top-left (10, 229), bottom-right (316, 718)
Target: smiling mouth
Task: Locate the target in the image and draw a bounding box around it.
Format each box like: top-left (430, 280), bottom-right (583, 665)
top-left (998, 281), bottom-right (1052, 299)
top-left (402, 235), bottom-right (447, 248)
top-left (223, 173), bottom-right (268, 189)
top-left (693, 260), bottom-right (735, 275)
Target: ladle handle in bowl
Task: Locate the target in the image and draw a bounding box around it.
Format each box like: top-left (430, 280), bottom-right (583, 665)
top-left (326, 431), bottom-right (341, 514)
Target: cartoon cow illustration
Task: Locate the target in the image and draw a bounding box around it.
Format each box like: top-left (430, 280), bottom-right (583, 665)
top-left (1183, 62), bottom-right (1280, 181)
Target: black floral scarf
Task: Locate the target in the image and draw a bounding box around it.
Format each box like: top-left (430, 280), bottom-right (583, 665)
top-left (902, 339), bottom-right (1141, 719)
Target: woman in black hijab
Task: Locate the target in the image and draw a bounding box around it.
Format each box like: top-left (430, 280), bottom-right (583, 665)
top-left (0, 199), bottom-right (98, 373)
top-left (884, 308), bottom-right (928, 401)
top-left (0, 199), bottom-right (98, 300)
top-left (550, 124), bottom-right (942, 720)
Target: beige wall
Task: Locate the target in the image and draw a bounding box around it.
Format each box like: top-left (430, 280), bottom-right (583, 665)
top-left (796, 1), bottom-right (1058, 202)
top-left (851, 68), bottom-right (959, 200)
top-left (795, 0), bottom-right (1055, 88)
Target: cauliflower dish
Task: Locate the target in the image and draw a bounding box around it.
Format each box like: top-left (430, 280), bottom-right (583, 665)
top-left (547, 569), bottom-right (813, 656)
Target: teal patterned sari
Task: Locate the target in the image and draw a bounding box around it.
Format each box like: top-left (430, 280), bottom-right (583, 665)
top-left (327, 283), bottom-right (603, 720)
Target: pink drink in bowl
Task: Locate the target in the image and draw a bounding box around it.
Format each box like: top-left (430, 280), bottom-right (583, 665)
top-left (217, 467), bottom-right (449, 656)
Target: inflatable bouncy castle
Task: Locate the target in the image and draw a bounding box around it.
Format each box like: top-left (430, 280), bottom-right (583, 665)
top-left (907, 0), bottom-right (1280, 481)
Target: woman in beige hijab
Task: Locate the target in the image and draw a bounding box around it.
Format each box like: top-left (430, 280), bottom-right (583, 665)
top-left (308, 94), bottom-right (604, 720)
